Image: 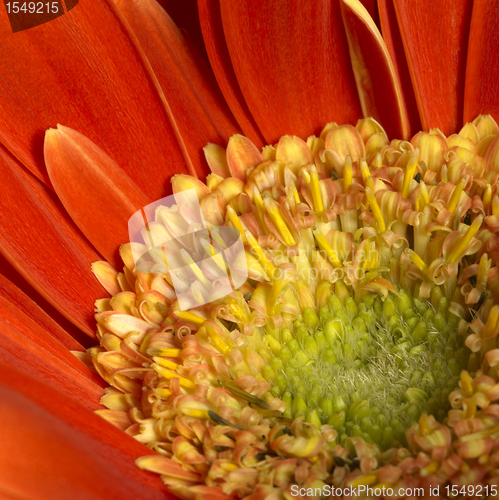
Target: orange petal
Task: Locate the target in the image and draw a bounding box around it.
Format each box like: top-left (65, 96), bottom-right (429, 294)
top-left (0, 314), bottom-right (103, 410)
top-left (198, 0), bottom-right (265, 147)
top-left (0, 0), bottom-right (191, 201)
top-left (0, 253), bottom-right (91, 346)
top-left (219, 0), bottom-right (362, 143)
top-left (377, 0), bottom-right (421, 136)
top-left (0, 145), bottom-right (104, 337)
top-left (0, 273), bottom-right (84, 351)
top-left (226, 135), bottom-right (263, 181)
top-left (464, 0), bottom-right (499, 124)
top-left (340, 0), bottom-right (409, 139)
top-left (114, 0), bottom-right (240, 178)
top-left (0, 363), bottom-right (170, 500)
top-left (392, 0), bottom-right (474, 134)
top-left (45, 126), bottom-right (149, 268)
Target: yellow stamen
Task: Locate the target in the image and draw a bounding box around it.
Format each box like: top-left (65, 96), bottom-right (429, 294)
top-left (191, 282), bottom-right (207, 304)
top-left (483, 305), bottom-right (499, 339)
top-left (209, 226), bottom-right (228, 249)
top-left (153, 356), bottom-right (179, 370)
top-left (150, 348), bottom-right (182, 358)
top-left (180, 249), bottom-right (211, 286)
top-left (360, 158), bottom-right (370, 183)
top-left (245, 230), bottom-right (276, 279)
top-left (419, 414), bottom-right (431, 436)
top-left (460, 371), bottom-right (473, 398)
top-left (286, 178), bottom-right (301, 205)
top-left (447, 176), bottom-right (468, 213)
top-left (348, 475), bottom-right (377, 487)
top-left (365, 187), bottom-right (386, 233)
top-left (343, 155), bottom-right (353, 194)
top-left (415, 181), bottom-right (430, 212)
top-left (406, 249), bottom-right (429, 276)
top-left (447, 215), bottom-right (483, 264)
top-left (365, 175), bottom-right (374, 191)
top-left (264, 198), bottom-right (296, 246)
top-left (483, 184), bottom-right (492, 210)
top-left (401, 149), bottom-right (420, 199)
top-left (205, 324), bottom-right (230, 354)
top-left (465, 398), bottom-right (477, 419)
top-left (220, 462), bottom-right (239, 472)
top-left (440, 163), bottom-right (448, 183)
top-left (421, 461), bottom-right (439, 476)
top-left (477, 253), bottom-right (491, 292)
top-left (313, 229), bottom-right (342, 268)
top-left (181, 409), bottom-right (210, 419)
top-left (154, 388), bottom-right (172, 398)
top-left (154, 365), bottom-right (195, 390)
top-left (253, 186), bottom-right (267, 231)
top-left (175, 310), bottom-right (206, 326)
top-left (269, 278), bottom-right (288, 315)
top-left (226, 205), bottom-right (247, 242)
top-left (199, 237), bottom-right (226, 273)
top-left (303, 165), bottom-right (324, 214)
top-left (493, 195), bottom-right (499, 216)
top-left (459, 422), bottom-right (499, 443)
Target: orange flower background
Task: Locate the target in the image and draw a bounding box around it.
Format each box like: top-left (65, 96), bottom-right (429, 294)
top-left (1, 0), bottom-right (499, 499)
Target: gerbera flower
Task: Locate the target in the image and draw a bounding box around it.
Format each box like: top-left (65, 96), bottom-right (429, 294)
top-left (0, 0), bottom-right (499, 498)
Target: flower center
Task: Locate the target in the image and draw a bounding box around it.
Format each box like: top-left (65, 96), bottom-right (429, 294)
top-left (262, 287), bottom-right (468, 450)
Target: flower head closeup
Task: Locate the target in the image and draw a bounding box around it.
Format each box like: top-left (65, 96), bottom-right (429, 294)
top-left (1, 0), bottom-right (499, 499)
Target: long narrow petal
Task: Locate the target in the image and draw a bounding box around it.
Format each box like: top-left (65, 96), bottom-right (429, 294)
top-left (219, 0), bottom-right (362, 143)
top-left (377, 0), bottom-right (421, 136)
top-left (0, 145), bottom-right (105, 337)
top-left (340, 0), bottom-right (409, 139)
top-left (44, 126), bottom-right (149, 268)
top-left (0, 363), bottom-right (170, 500)
top-left (198, 0), bottom-right (265, 146)
top-left (114, 0), bottom-right (241, 172)
top-left (463, 0), bottom-right (499, 124)
top-left (0, 273), bottom-right (84, 351)
top-left (392, 0), bottom-right (474, 134)
top-left (0, 0), bottom-right (193, 200)
top-left (0, 292), bottom-right (104, 390)
top-left (0, 316), bottom-right (104, 412)
top-left (0, 256), bottom-right (91, 347)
